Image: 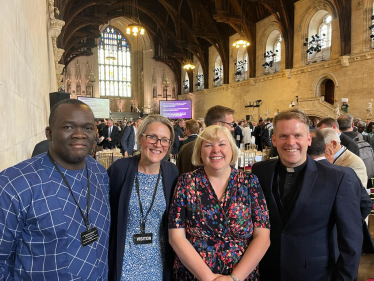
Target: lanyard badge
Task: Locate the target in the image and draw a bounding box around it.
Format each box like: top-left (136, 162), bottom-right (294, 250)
top-left (48, 152), bottom-right (99, 247)
top-left (132, 168), bottom-right (161, 245)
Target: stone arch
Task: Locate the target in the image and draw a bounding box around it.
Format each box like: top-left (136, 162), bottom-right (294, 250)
top-left (258, 22), bottom-right (284, 75)
top-left (312, 73), bottom-right (339, 104)
top-left (299, 0), bottom-right (338, 65)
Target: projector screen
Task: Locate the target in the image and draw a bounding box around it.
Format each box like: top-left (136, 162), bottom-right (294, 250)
top-left (159, 100), bottom-right (192, 119)
top-left (78, 97), bottom-right (110, 119)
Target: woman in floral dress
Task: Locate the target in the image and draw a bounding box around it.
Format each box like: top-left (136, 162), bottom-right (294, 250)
top-left (169, 125), bottom-right (270, 281)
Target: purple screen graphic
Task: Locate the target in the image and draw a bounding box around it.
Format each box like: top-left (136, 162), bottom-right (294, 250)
top-left (159, 100), bottom-right (192, 119)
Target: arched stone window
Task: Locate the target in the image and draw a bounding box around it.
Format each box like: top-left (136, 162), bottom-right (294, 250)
top-left (98, 26), bottom-right (131, 97)
top-left (263, 30), bottom-right (281, 74)
top-left (234, 48), bottom-right (248, 82)
top-left (307, 11), bottom-right (332, 64)
top-left (183, 72), bottom-right (189, 94)
top-left (213, 56), bottom-right (223, 87)
top-left (195, 64), bottom-right (204, 91)
top-left (371, 2), bottom-right (374, 49)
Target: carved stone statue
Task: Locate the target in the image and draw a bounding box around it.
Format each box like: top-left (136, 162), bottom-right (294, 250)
top-left (366, 102), bottom-right (373, 118)
top-left (334, 101), bottom-right (340, 118)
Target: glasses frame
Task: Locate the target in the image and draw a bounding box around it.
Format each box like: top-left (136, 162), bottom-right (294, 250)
top-left (220, 121), bottom-right (237, 128)
top-left (141, 133), bottom-right (172, 147)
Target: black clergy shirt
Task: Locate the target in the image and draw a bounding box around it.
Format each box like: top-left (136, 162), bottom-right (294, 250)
top-left (273, 160), bottom-right (307, 222)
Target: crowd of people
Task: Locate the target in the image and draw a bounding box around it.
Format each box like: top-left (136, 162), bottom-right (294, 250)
top-left (1, 99), bottom-right (373, 281)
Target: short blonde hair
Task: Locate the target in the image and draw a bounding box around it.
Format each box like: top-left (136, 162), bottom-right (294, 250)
top-left (137, 114), bottom-right (175, 155)
top-left (192, 125), bottom-right (238, 166)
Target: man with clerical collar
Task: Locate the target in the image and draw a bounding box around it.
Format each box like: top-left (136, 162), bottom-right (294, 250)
top-left (0, 99), bottom-right (110, 280)
top-left (252, 108), bottom-right (363, 281)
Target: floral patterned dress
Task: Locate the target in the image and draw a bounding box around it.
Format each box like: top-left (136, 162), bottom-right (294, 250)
top-left (168, 167), bottom-right (270, 280)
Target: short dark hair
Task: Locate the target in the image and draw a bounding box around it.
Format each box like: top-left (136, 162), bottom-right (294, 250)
top-left (273, 108), bottom-right (309, 134)
top-left (307, 129), bottom-right (325, 157)
top-left (49, 99), bottom-right (91, 126)
top-left (185, 119), bottom-right (200, 134)
top-left (317, 117), bottom-right (339, 129)
top-left (204, 105), bottom-right (234, 127)
top-left (337, 114), bottom-right (353, 131)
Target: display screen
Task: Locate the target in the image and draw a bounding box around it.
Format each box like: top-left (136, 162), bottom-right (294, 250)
top-left (159, 100), bottom-right (192, 119)
top-left (77, 97), bottom-right (110, 119)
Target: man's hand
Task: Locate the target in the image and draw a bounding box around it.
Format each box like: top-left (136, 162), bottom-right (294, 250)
top-left (107, 137), bottom-right (112, 142)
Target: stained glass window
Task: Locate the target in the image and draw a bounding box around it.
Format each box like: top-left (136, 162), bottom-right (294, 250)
top-left (98, 26), bottom-right (131, 97)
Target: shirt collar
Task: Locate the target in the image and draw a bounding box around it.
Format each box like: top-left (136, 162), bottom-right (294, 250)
top-left (313, 156), bottom-right (326, 161)
top-left (279, 159), bottom-right (307, 173)
top-left (334, 145), bottom-right (346, 160)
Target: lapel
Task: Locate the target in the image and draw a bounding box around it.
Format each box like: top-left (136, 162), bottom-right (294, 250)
top-left (116, 155), bottom-right (139, 277)
top-left (334, 149), bottom-right (348, 166)
top-left (258, 160), bottom-right (284, 227)
top-left (284, 156), bottom-right (318, 228)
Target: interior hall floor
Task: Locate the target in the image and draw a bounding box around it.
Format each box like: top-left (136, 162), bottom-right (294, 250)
top-left (359, 215), bottom-right (374, 280)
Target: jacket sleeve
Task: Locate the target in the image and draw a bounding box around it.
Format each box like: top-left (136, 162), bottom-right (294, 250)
top-left (0, 176), bottom-right (24, 280)
top-left (120, 127), bottom-right (131, 152)
top-left (333, 172), bottom-right (363, 280)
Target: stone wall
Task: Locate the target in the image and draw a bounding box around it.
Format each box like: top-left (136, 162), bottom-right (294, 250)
top-left (0, 0), bottom-right (57, 171)
top-left (181, 0), bottom-right (374, 122)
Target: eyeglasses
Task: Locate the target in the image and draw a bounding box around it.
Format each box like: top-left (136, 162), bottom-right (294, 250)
top-left (220, 121), bottom-right (237, 128)
top-left (142, 134), bottom-right (172, 147)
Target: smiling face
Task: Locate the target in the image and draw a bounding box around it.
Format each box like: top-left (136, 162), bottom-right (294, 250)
top-left (272, 119), bottom-right (311, 168)
top-left (201, 132), bottom-right (233, 174)
top-left (46, 104), bottom-right (96, 170)
top-left (139, 122), bottom-right (171, 165)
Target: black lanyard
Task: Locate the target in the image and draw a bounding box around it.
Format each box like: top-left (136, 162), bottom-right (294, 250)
top-left (48, 152), bottom-right (91, 230)
top-left (135, 168), bottom-right (161, 233)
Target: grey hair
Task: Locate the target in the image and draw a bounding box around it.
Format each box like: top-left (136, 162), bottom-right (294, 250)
top-left (320, 128), bottom-right (340, 145)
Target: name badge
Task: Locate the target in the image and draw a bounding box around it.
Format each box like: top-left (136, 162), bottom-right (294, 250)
top-left (81, 227), bottom-right (99, 247)
top-left (133, 233), bottom-right (153, 245)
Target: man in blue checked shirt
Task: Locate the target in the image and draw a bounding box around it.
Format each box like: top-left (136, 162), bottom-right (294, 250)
top-left (0, 99), bottom-right (110, 280)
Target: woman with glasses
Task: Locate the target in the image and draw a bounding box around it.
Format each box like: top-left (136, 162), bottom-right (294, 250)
top-left (169, 125), bottom-right (270, 281)
top-left (107, 115), bottom-right (179, 281)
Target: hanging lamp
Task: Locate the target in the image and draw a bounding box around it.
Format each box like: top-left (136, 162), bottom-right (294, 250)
top-left (126, 0), bottom-right (145, 36)
top-left (233, 0), bottom-right (250, 48)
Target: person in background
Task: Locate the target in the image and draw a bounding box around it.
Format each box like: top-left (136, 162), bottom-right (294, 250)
top-left (169, 125), bottom-right (270, 281)
top-left (171, 119), bottom-right (185, 156)
top-left (234, 120), bottom-right (244, 148)
top-left (0, 99), bottom-right (110, 280)
top-left (101, 118), bottom-right (120, 149)
top-left (242, 122), bottom-right (252, 149)
top-left (107, 115), bottom-right (179, 281)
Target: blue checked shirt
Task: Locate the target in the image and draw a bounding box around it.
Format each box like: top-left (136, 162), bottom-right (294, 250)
top-left (0, 153), bottom-right (110, 280)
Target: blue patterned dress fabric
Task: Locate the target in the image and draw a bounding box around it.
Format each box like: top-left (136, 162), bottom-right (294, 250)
top-left (121, 172), bottom-right (166, 281)
top-left (0, 153), bottom-right (110, 280)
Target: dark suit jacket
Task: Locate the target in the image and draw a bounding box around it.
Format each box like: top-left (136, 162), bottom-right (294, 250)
top-left (107, 155), bottom-right (179, 281)
top-left (318, 158), bottom-right (374, 253)
top-left (177, 140), bottom-right (198, 176)
top-left (252, 156), bottom-right (363, 281)
top-left (120, 126), bottom-right (135, 155)
top-left (234, 126), bottom-right (243, 147)
top-left (102, 126), bottom-right (120, 149)
top-left (340, 132), bottom-right (360, 156)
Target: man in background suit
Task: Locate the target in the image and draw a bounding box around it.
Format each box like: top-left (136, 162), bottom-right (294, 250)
top-left (317, 117), bottom-right (360, 156)
top-left (307, 129), bottom-right (374, 253)
top-left (101, 118), bottom-right (119, 149)
top-left (320, 128), bottom-right (368, 187)
top-left (120, 118), bottom-right (142, 157)
top-left (252, 108), bottom-right (363, 281)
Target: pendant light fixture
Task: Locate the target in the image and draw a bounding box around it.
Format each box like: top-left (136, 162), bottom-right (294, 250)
top-left (126, 0), bottom-right (145, 36)
top-left (233, 0), bottom-right (250, 48)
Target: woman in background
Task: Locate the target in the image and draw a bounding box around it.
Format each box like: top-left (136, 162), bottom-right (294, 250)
top-left (169, 125), bottom-right (270, 281)
top-left (108, 115), bottom-right (179, 281)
